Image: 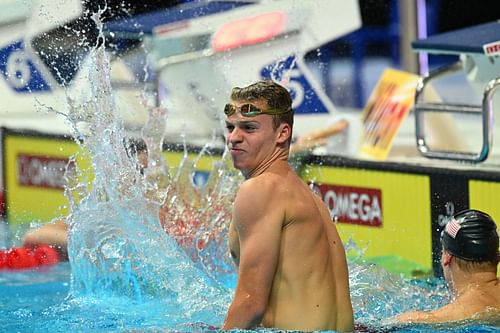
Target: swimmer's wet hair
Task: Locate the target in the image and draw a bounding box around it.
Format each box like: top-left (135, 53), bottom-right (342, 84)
top-left (230, 80), bottom-right (294, 131)
top-left (125, 138), bottom-right (147, 157)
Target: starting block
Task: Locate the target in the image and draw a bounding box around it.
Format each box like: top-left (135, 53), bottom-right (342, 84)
top-left (412, 20), bottom-right (500, 163)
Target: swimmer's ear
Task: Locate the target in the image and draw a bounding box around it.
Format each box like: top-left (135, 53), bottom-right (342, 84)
top-left (442, 252), bottom-right (453, 266)
top-left (276, 123), bottom-right (292, 144)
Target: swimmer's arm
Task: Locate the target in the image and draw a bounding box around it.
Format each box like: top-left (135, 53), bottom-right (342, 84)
top-left (23, 219), bottom-right (68, 253)
top-left (223, 180), bottom-right (282, 329)
top-left (394, 310), bottom-right (439, 323)
top-left (394, 304), bottom-right (461, 324)
top-left (228, 221), bottom-right (240, 266)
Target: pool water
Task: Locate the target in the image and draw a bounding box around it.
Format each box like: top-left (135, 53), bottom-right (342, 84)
top-left (0, 262), bottom-right (229, 332)
top-left (1, 261), bottom-right (498, 333)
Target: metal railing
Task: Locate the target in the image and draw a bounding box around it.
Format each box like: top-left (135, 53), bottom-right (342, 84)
top-left (415, 61), bottom-right (500, 163)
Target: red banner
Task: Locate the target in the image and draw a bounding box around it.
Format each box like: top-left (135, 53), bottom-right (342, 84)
top-left (17, 154), bottom-right (71, 190)
top-left (315, 184), bottom-right (383, 227)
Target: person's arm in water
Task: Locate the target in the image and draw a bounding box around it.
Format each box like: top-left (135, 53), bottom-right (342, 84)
top-left (23, 219), bottom-right (68, 258)
top-left (394, 310), bottom-right (440, 323)
top-left (394, 302), bottom-right (470, 324)
top-left (223, 178), bottom-right (283, 329)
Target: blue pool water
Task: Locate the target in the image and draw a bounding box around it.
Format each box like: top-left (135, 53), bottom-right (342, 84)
top-left (1, 261), bottom-right (498, 332)
top-left (0, 262), bottom-right (230, 332)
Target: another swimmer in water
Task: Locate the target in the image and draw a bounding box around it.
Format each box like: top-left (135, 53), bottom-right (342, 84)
top-left (395, 209), bottom-right (500, 324)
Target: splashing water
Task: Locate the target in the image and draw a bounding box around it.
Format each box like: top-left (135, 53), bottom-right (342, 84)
top-left (49, 11), bottom-right (241, 326)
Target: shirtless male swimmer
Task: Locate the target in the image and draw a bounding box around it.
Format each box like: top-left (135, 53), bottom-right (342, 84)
top-left (395, 209), bottom-right (500, 324)
top-left (222, 80), bottom-right (353, 331)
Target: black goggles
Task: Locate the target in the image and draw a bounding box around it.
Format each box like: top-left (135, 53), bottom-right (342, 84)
top-left (224, 103), bottom-right (291, 117)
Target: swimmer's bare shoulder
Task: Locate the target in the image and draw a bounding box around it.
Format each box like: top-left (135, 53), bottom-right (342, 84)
top-left (238, 171), bottom-right (289, 201)
top-left (235, 174), bottom-right (289, 224)
top-left (228, 174), bottom-right (284, 264)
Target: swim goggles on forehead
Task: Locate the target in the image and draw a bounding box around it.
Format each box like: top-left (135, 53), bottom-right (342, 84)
top-left (224, 103), bottom-right (291, 117)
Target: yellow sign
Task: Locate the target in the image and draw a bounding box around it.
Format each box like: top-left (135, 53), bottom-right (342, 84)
top-left (360, 68), bottom-right (419, 160)
top-left (469, 179), bottom-right (500, 229)
top-left (302, 164), bottom-right (432, 276)
top-left (4, 132), bottom-right (223, 232)
top-left (4, 135), bottom-right (85, 232)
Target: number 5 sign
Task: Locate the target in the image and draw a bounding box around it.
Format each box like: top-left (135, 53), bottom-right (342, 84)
top-left (0, 41), bottom-right (51, 92)
top-left (260, 54), bottom-right (334, 115)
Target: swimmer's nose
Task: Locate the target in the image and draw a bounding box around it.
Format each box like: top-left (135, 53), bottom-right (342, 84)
top-left (227, 128), bottom-right (243, 146)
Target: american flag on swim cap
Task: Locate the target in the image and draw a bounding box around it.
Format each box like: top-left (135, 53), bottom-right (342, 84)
top-left (445, 218), bottom-right (462, 239)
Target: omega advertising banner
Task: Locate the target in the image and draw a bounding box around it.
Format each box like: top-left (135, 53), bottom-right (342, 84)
top-left (3, 132), bottom-right (84, 233)
top-left (302, 163), bottom-right (432, 276)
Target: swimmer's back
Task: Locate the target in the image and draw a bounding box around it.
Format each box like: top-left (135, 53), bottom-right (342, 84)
top-left (260, 168), bottom-right (353, 332)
